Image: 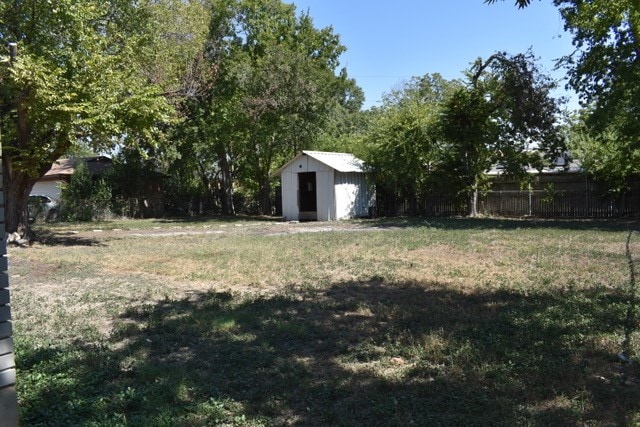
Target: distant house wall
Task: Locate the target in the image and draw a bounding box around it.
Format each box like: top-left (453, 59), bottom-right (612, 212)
top-left (31, 180), bottom-right (63, 200)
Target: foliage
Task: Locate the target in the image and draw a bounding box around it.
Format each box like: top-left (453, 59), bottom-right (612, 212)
top-left (361, 56), bottom-right (562, 218)
top-left (59, 162), bottom-right (112, 221)
top-left (0, 0), bottom-right (201, 238)
top-left (567, 110), bottom-right (640, 194)
top-left (489, 0), bottom-right (640, 192)
top-left (438, 52), bottom-right (564, 215)
top-left (362, 74), bottom-right (462, 214)
top-left (171, 0), bottom-right (362, 215)
top-left (485, 0), bottom-right (535, 8)
top-left (141, 0), bottom-right (212, 100)
top-left (558, 0), bottom-right (640, 189)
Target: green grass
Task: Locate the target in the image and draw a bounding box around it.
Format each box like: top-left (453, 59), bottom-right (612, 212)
top-left (11, 217), bottom-right (640, 426)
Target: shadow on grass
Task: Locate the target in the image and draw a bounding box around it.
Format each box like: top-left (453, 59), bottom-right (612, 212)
top-left (30, 228), bottom-right (104, 247)
top-left (152, 214), bottom-right (284, 225)
top-left (17, 280), bottom-right (640, 425)
top-left (370, 216), bottom-right (639, 233)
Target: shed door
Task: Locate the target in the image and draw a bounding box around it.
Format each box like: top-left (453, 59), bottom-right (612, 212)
top-left (298, 172), bottom-right (317, 212)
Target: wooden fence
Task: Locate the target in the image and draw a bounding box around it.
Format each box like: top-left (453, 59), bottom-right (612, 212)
top-left (0, 147), bottom-right (19, 425)
top-left (480, 190), bottom-right (640, 218)
top-left (376, 175), bottom-right (640, 219)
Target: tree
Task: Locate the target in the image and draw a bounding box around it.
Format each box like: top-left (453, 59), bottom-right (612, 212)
top-left (485, 0), bottom-right (535, 8)
top-left (179, 0), bottom-right (361, 215)
top-left (438, 52), bottom-right (564, 216)
top-left (487, 0), bottom-right (640, 188)
top-left (0, 1), bottom-right (175, 239)
top-left (363, 74), bottom-right (461, 215)
top-left (558, 0), bottom-right (640, 187)
top-left (59, 162), bottom-right (112, 222)
top-left (567, 109), bottom-right (639, 194)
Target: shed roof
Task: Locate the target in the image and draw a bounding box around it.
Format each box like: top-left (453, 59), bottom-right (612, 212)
top-left (277, 151), bottom-right (367, 174)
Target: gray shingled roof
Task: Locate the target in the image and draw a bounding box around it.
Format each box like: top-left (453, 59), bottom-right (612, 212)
top-left (277, 151), bottom-right (367, 175)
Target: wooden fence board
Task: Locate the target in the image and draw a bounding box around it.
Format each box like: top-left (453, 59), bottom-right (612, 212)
top-left (0, 307), bottom-right (11, 322)
top-left (0, 368), bottom-right (16, 389)
top-left (0, 290), bottom-right (8, 306)
top-left (0, 354), bottom-right (14, 374)
top-left (0, 323), bottom-right (12, 340)
top-left (378, 175), bottom-right (640, 219)
top-left (0, 257), bottom-right (7, 273)
top-left (0, 339), bottom-right (12, 356)
top-left (0, 386), bottom-right (19, 427)
top-left (0, 274), bottom-right (7, 289)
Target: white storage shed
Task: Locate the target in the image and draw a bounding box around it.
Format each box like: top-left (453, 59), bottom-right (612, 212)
top-left (277, 151), bottom-right (375, 221)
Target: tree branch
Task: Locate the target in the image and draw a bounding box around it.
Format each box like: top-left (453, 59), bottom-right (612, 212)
top-left (484, 0), bottom-right (534, 9)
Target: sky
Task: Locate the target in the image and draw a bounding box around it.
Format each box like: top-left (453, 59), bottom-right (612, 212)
top-left (286, 0), bottom-right (578, 110)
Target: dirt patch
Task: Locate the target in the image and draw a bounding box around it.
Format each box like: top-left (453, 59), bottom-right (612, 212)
top-left (45, 220), bottom-right (391, 242)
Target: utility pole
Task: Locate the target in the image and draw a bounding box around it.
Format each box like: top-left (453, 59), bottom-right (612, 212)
top-left (0, 42), bottom-right (20, 427)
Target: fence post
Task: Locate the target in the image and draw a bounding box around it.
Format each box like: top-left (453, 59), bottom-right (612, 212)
top-left (0, 42), bottom-right (19, 427)
top-left (0, 134), bottom-right (19, 427)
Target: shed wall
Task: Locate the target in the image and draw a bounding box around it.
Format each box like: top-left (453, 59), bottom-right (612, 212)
top-left (316, 170), bottom-right (335, 221)
top-left (280, 171), bottom-right (298, 220)
top-left (280, 155), bottom-right (335, 221)
top-left (334, 172), bottom-right (375, 219)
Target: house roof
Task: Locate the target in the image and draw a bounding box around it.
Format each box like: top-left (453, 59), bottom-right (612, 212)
top-left (45, 158), bottom-right (76, 178)
top-left (487, 156), bottom-right (583, 176)
top-left (41, 156), bottom-right (112, 180)
top-left (277, 151), bottom-right (367, 175)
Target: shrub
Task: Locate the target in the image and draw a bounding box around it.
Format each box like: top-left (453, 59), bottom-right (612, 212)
top-left (59, 162), bottom-right (113, 221)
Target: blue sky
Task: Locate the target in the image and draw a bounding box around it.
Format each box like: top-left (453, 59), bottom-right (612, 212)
top-left (287, 0), bottom-right (577, 110)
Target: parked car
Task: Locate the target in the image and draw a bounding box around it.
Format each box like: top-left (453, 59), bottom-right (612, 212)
top-left (28, 195), bottom-right (59, 223)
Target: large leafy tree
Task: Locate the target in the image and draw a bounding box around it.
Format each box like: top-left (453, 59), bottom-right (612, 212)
top-left (177, 0), bottom-right (361, 215)
top-left (560, 0), bottom-right (640, 186)
top-left (488, 0), bottom-right (640, 186)
top-left (439, 52), bottom-right (564, 216)
top-left (363, 74), bottom-right (461, 215)
top-left (0, 0), bottom-right (177, 239)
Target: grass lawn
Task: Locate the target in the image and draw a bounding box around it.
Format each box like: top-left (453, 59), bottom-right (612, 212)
top-left (10, 216), bottom-right (640, 426)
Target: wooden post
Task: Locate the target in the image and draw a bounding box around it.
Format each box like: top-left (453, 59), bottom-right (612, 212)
top-left (0, 43), bottom-right (19, 427)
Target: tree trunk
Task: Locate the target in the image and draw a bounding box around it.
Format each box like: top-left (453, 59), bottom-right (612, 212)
top-left (254, 146), bottom-right (274, 216)
top-left (259, 178), bottom-right (271, 215)
top-left (217, 149), bottom-right (235, 216)
top-left (3, 156), bottom-right (37, 242)
top-left (469, 178), bottom-right (479, 217)
top-left (3, 81), bottom-right (63, 242)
